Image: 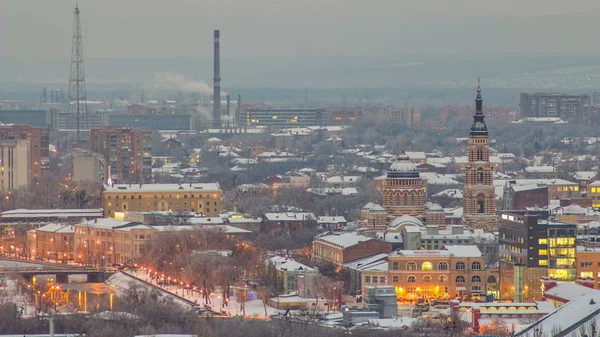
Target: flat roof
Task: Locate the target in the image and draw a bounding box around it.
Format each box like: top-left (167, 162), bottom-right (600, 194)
top-left (1, 208), bottom-right (104, 219)
top-left (103, 183), bottom-right (221, 193)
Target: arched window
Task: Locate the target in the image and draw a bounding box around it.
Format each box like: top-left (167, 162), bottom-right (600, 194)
top-left (403, 194), bottom-right (408, 206)
top-left (472, 262), bottom-right (481, 270)
top-left (407, 276), bottom-right (416, 283)
top-left (477, 168), bottom-right (484, 184)
top-left (456, 262), bottom-right (465, 270)
top-left (472, 276), bottom-right (481, 283)
top-left (456, 276), bottom-right (465, 283)
top-left (438, 262), bottom-right (448, 271)
top-left (411, 193), bottom-right (415, 205)
top-left (439, 275), bottom-right (448, 283)
top-left (487, 275), bottom-right (497, 284)
top-left (407, 262), bottom-right (417, 271)
top-left (422, 262), bottom-right (433, 271)
top-left (423, 275), bottom-right (432, 283)
top-left (477, 148), bottom-right (483, 161)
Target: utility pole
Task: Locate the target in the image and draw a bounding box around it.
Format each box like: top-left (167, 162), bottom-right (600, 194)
top-left (68, 4), bottom-right (88, 143)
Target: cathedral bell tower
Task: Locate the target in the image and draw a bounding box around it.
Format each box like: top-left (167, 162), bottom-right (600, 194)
top-left (463, 80), bottom-right (497, 231)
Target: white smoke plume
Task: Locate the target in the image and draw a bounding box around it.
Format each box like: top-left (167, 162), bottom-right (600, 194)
top-left (152, 72), bottom-right (227, 95)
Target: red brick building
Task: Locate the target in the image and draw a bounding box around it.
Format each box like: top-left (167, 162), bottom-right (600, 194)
top-left (510, 185), bottom-right (549, 209)
top-left (312, 232), bottom-right (392, 266)
top-left (463, 84), bottom-right (497, 231)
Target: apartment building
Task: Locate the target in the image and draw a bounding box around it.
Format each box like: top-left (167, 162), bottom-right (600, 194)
top-left (89, 126), bottom-right (151, 184)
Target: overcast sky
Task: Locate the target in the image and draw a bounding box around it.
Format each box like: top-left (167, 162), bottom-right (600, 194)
top-left (1, 0), bottom-right (600, 59)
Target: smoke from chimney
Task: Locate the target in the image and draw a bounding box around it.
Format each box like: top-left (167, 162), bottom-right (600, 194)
top-left (212, 29), bottom-right (222, 128)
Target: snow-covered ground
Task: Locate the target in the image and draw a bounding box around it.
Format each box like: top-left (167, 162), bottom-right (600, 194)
top-left (108, 271), bottom-right (280, 318)
top-left (0, 278), bottom-right (37, 317)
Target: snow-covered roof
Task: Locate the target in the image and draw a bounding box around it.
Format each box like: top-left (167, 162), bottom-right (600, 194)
top-left (264, 212), bottom-right (315, 221)
top-left (187, 217), bottom-right (224, 225)
top-left (1, 208), bottom-right (104, 219)
top-left (388, 215), bottom-right (425, 229)
top-left (153, 224), bottom-right (251, 234)
top-left (544, 282), bottom-right (599, 302)
top-left (34, 223), bottom-right (75, 234)
top-left (362, 202), bottom-right (385, 212)
top-left (78, 218), bottom-right (154, 231)
top-left (103, 183), bottom-right (221, 193)
top-left (432, 189), bottom-right (463, 199)
top-left (524, 166), bottom-right (554, 173)
top-left (325, 176), bottom-right (362, 184)
top-left (315, 232), bottom-right (374, 248)
top-left (317, 216), bottom-right (347, 224)
top-left (573, 171), bottom-right (597, 181)
top-left (420, 172), bottom-right (460, 185)
top-left (344, 253), bottom-right (389, 271)
top-left (444, 207), bottom-right (463, 218)
top-left (515, 292), bottom-right (600, 337)
top-left (269, 256), bottom-right (316, 272)
top-left (444, 245), bottom-right (482, 257)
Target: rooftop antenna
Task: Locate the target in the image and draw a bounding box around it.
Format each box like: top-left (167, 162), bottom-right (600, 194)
top-left (68, 3), bottom-right (88, 142)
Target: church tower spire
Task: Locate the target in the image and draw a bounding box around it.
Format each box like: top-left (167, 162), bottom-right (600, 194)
top-left (462, 80), bottom-right (497, 231)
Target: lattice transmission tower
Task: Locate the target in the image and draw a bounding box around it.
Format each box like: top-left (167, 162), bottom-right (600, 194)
top-left (68, 4), bottom-right (88, 142)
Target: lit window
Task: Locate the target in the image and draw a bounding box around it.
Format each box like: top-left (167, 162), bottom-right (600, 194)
top-left (539, 249), bottom-right (548, 255)
top-left (422, 262), bottom-right (433, 271)
top-left (539, 260), bottom-right (547, 266)
top-left (539, 238), bottom-right (547, 245)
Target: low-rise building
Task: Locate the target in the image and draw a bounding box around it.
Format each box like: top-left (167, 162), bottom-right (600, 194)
top-left (576, 246), bottom-right (600, 289)
top-left (312, 232), bottom-right (392, 266)
top-left (27, 223), bottom-right (75, 262)
top-left (74, 218), bottom-right (157, 266)
top-left (101, 183), bottom-right (222, 218)
top-left (382, 245), bottom-right (492, 301)
top-left (268, 256), bottom-right (317, 294)
top-left (317, 216), bottom-right (347, 230)
top-left (262, 212), bottom-right (316, 234)
top-left (360, 203), bottom-right (387, 231)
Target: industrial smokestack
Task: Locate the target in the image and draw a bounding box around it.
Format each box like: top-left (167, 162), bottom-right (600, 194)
top-left (236, 94), bottom-right (242, 132)
top-left (212, 30), bottom-right (222, 128)
top-left (226, 94), bottom-right (230, 116)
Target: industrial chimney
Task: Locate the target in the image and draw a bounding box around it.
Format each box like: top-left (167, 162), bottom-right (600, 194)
top-left (226, 94), bottom-right (231, 116)
top-left (212, 30), bottom-right (222, 128)
top-left (236, 94), bottom-right (242, 132)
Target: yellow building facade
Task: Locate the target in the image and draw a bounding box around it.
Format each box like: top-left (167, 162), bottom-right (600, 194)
top-left (101, 183), bottom-right (222, 217)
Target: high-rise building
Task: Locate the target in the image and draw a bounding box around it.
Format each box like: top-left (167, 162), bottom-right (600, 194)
top-left (0, 125), bottom-right (49, 181)
top-left (519, 93), bottom-right (591, 124)
top-left (0, 139), bottom-right (30, 192)
top-left (463, 83), bottom-right (497, 231)
top-left (382, 147), bottom-right (426, 219)
top-left (73, 152), bottom-right (106, 184)
top-left (89, 127), bottom-right (151, 184)
top-left (499, 211), bottom-right (576, 302)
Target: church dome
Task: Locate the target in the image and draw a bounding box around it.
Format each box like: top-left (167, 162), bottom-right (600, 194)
top-left (387, 151), bottom-right (420, 178)
top-left (388, 215), bottom-right (425, 230)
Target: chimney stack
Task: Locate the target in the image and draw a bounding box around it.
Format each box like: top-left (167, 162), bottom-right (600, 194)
top-left (236, 94), bottom-right (242, 132)
top-left (212, 30), bottom-right (222, 128)
top-left (226, 94), bottom-right (230, 116)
